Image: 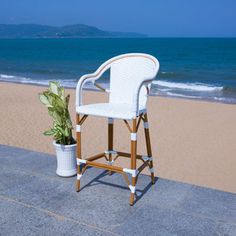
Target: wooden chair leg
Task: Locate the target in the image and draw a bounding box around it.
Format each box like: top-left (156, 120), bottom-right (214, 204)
top-left (108, 118), bottom-right (114, 175)
top-left (76, 114), bottom-right (82, 191)
top-left (130, 118), bottom-right (137, 206)
top-left (143, 113), bottom-right (155, 184)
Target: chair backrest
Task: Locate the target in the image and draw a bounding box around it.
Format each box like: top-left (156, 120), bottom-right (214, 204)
top-left (108, 53), bottom-right (159, 108)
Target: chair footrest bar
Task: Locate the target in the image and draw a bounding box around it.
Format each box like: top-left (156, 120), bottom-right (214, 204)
top-left (116, 151), bottom-right (143, 159)
top-left (86, 153), bottom-right (106, 162)
top-left (138, 160), bottom-right (150, 174)
top-left (77, 153), bottom-right (105, 164)
top-left (77, 152), bottom-right (153, 176)
top-left (85, 160), bottom-right (124, 173)
top-left (81, 151), bottom-right (149, 161)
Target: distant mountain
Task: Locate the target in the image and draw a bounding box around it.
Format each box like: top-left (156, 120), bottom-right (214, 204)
top-left (0, 24), bottom-right (147, 38)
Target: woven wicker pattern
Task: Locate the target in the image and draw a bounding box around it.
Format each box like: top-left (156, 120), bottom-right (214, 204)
top-left (76, 53), bottom-right (159, 119)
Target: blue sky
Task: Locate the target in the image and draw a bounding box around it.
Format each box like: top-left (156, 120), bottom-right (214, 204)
top-left (0, 0), bottom-right (235, 37)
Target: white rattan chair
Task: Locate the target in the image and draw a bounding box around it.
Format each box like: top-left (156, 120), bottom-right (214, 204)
top-left (75, 53), bottom-right (160, 205)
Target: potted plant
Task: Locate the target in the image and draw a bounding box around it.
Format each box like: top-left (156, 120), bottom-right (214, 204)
top-left (39, 81), bottom-right (77, 177)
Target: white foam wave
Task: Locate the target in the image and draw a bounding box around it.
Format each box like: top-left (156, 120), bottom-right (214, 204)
top-left (0, 74), bottom-right (77, 87)
top-left (0, 74), bottom-right (16, 79)
top-left (0, 73), bottom-right (108, 91)
top-left (2, 73), bottom-right (235, 103)
top-left (160, 91), bottom-right (234, 103)
top-left (152, 80), bottom-right (223, 92)
top-left (0, 74), bottom-right (32, 84)
top-left (165, 91), bottom-right (200, 99)
top-left (161, 71), bottom-right (174, 75)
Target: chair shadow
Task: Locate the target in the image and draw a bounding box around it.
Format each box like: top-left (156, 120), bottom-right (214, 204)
top-left (79, 168), bottom-right (159, 205)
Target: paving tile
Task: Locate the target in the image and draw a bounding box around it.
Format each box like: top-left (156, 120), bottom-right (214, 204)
top-left (0, 198), bottom-right (115, 236)
top-left (143, 178), bottom-right (192, 208)
top-left (0, 166), bottom-right (147, 230)
top-left (43, 169), bottom-right (152, 229)
top-left (0, 144), bottom-right (7, 149)
top-left (1, 145), bottom-right (236, 236)
top-left (0, 167), bottom-right (69, 205)
top-left (0, 166), bottom-right (37, 192)
top-left (215, 222), bottom-right (236, 236)
top-left (0, 146), bottom-right (99, 186)
top-left (0, 146), bottom-right (57, 177)
top-left (0, 144), bottom-right (32, 158)
top-left (179, 186), bottom-right (236, 223)
top-left (114, 203), bottom-right (218, 236)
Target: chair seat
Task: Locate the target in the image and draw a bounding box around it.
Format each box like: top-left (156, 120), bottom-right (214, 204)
top-left (76, 103), bottom-right (146, 120)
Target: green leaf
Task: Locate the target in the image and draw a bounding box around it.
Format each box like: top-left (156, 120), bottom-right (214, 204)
top-left (48, 107), bottom-right (54, 116)
top-left (65, 127), bottom-right (69, 137)
top-left (52, 111), bottom-right (62, 124)
top-left (49, 81), bottom-right (59, 95)
top-left (39, 94), bottom-right (49, 105)
top-left (58, 98), bottom-right (66, 108)
top-left (43, 129), bottom-right (55, 136)
top-left (47, 95), bottom-right (54, 106)
top-left (66, 118), bottom-right (73, 129)
top-left (50, 94), bottom-right (65, 109)
top-left (60, 87), bottom-right (65, 100)
top-left (56, 126), bottom-right (66, 135)
top-left (39, 81), bottom-right (74, 145)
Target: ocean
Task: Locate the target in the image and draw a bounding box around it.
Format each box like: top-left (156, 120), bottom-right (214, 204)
top-left (0, 38), bottom-right (236, 103)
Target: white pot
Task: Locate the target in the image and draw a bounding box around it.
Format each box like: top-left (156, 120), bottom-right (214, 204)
top-left (53, 141), bottom-right (77, 177)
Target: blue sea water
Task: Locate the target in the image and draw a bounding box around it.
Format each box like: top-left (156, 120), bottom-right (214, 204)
top-left (0, 38), bottom-right (236, 103)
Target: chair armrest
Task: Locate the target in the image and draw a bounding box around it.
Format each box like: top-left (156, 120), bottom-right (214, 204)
top-left (76, 64), bottom-right (110, 106)
top-left (131, 79), bottom-right (154, 115)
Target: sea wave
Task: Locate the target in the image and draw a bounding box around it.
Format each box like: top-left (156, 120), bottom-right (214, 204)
top-left (159, 91), bottom-right (236, 103)
top-left (152, 80), bottom-right (223, 92)
top-left (1, 73), bottom-right (236, 103)
top-left (161, 71), bottom-right (175, 75)
top-left (159, 71), bottom-right (179, 78)
top-left (0, 74), bottom-right (16, 79)
top-left (0, 74), bottom-right (102, 90)
top-left (0, 74), bottom-right (77, 87)
top-left (1, 74), bottom-right (223, 92)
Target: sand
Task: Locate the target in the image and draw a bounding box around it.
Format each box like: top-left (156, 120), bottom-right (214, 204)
top-left (0, 82), bottom-right (236, 193)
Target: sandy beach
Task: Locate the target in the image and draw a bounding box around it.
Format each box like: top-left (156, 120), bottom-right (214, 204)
top-left (0, 82), bottom-right (236, 193)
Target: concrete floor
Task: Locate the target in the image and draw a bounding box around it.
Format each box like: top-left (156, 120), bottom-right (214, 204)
top-left (0, 144), bottom-right (235, 236)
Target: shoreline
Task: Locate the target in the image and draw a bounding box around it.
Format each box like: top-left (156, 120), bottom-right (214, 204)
top-left (1, 80), bottom-right (235, 105)
top-left (0, 82), bottom-right (236, 193)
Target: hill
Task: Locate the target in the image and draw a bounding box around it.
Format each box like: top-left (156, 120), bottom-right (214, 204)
top-left (0, 24), bottom-right (146, 38)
